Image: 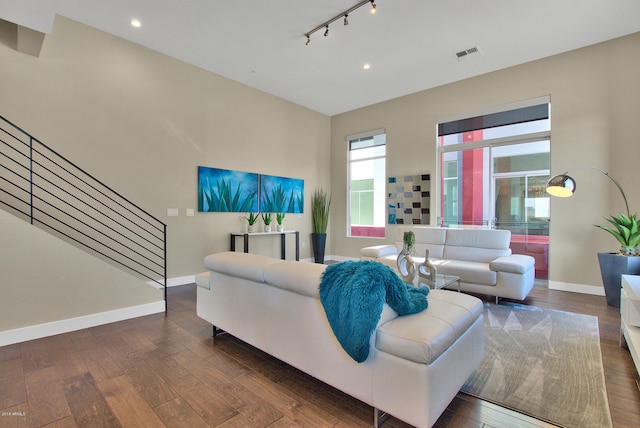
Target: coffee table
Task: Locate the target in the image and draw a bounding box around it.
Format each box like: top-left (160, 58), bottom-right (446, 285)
top-left (416, 273), bottom-right (461, 291)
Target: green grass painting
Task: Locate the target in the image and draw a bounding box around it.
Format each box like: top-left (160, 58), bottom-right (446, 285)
top-left (198, 167), bottom-right (259, 212)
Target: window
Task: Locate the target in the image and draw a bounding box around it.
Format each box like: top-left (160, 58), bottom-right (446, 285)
top-left (348, 130), bottom-right (386, 237)
top-left (437, 98), bottom-right (550, 278)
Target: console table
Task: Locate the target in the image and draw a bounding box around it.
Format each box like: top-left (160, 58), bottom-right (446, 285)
top-left (621, 274), bottom-right (640, 388)
top-left (230, 230), bottom-right (299, 261)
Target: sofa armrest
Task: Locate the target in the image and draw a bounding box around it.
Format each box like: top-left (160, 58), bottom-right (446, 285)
top-left (360, 244), bottom-right (398, 259)
top-left (490, 254), bottom-right (535, 274)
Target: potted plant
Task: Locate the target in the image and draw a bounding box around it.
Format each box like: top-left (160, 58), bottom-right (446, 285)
top-left (403, 231), bottom-right (416, 255)
top-left (261, 212), bottom-right (272, 232)
top-left (311, 188), bottom-right (331, 264)
top-left (596, 213), bottom-right (640, 307)
top-left (397, 230), bottom-right (416, 283)
top-left (276, 212), bottom-right (285, 232)
top-left (245, 212), bottom-right (259, 233)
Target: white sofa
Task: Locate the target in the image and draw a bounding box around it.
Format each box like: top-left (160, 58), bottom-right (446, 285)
top-left (361, 226), bottom-right (535, 301)
top-left (196, 251), bottom-right (484, 428)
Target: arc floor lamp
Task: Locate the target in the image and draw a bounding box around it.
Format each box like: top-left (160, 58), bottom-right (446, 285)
top-left (545, 166), bottom-right (630, 216)
top-left (546, 165), bottom-right (635, 307)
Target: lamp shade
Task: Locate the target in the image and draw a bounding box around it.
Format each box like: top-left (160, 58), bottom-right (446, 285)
top-left (545, 174), bottom-right (576, 197)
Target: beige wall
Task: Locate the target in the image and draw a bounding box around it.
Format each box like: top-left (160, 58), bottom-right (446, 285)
top-left (0, 16), bottom-right (331, 281)
top-left (330, 32), bottom-right (640, 292)
top-left (0, 209), bottom-right (161, 331)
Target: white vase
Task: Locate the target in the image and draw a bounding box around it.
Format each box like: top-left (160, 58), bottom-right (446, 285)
top-left (264, 224), bottom-right (271, 233)
top-left (396, 242), bottom-right (416, 284)
top-left (247, 224), bottom-right (255, 233)
top-left (418, 249), bottom-right (437, 287)
top-left (277, 223), bottom-right (284, 232)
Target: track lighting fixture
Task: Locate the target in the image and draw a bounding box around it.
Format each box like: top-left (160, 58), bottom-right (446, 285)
top-left (304, 0), bottom-right (378, 45)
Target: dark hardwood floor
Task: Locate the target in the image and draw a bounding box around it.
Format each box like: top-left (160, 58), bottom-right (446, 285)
top-left (0, 282), bottom-right (639, 428)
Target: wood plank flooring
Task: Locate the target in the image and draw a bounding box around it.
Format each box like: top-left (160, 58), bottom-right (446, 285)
top-left (0, 282), bottom-right (638, 428)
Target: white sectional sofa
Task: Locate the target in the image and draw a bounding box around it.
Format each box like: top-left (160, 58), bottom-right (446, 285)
top-left (361, 226), bottom-right (535, 301)
top-left (196, 251), bottom-right (484, 428)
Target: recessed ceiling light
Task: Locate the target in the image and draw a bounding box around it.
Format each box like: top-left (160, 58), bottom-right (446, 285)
top-left (130, 19), bottom-right (142, 28)
top-left (363, 63), bottom-right (371, 70)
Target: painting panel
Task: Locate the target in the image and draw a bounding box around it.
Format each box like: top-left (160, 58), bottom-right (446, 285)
top-left (260, 174), bottom-right (304, 214)
top-left (388, 173), bottom-right (430, 224)
top-left (198, 166), bottom-right (259, 212)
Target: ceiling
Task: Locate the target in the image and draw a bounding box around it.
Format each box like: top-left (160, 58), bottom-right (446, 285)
top-left (2, 0), bottom-right (640, 116)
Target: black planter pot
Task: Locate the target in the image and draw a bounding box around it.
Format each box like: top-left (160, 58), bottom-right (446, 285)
top-left (597, 252), bottom-right (640, 307)
top-left (311, 233), bottom-right (327, 264)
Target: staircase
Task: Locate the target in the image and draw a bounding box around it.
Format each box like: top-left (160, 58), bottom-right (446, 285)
top-left (0, 115), bottom-right (167, 310)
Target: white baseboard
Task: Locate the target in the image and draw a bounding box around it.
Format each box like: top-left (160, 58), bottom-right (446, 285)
top-left (0, 301), bottom-right (165, 347)
top-left (146, 275), bottom-right (196, 288)
top-left (548, 281), bottom-right (606, 296)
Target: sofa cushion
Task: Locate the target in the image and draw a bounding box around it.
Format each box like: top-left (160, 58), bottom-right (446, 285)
top-left (490, 254), bottom-right (535, 274)
top-left (361, 244), bottom-right (398, 258)
top-left (395, 227), bottom-right (447, 259)
top-left (443, 228), bottom-right (512, 263)
top-left (204, 251), bottom-right (279, 283)
top-left (264, 260), bottom-right (327, 298)
top-left (375, 289), bottom-right (483, 364)
top-left (195, 271), bottom-right (210, 289)
top-left (435, 259), bottom-right (496, 286)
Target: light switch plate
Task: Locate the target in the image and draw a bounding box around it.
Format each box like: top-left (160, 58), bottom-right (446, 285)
top-left (167, 208), bottom-right (179, 217)
top-left (186, 208), bottom-right (195, 217)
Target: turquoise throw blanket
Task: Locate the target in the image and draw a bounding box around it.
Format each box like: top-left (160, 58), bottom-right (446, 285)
top-left (319, 260), bottom-right (429, 363)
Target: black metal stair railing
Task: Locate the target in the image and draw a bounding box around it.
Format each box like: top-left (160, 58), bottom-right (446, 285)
top-left (0, 115), bottom-right (167, 311)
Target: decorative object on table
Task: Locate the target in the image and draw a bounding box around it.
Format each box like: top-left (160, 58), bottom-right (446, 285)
top-left (387, 173), bottom-right (430, 225)
top-left (396, 231), bottom-right (416, 283)
top-left (260, 174), bottom-right (304, 214)
top-left (311, 187), bottom-right (331, 264)
top-left (261, 212), bottom-right (272, 232)
top-left (276, 212), bottom-right (285, 232)
top-left (418, 249), bottom-right (437, 287)
top-left (245, 212), bottom-right (259, 233)
top-left (546, 166), bottom-right (638, 307)
top-left (197, 166), bottom-right (258, 212)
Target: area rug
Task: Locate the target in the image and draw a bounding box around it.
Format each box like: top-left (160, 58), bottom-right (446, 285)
top-left (461, 302), bottom-right (613, 428)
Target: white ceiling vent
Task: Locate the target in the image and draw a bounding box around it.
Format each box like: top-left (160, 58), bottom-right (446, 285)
top-left (455, 46), bottom-right (481, 61)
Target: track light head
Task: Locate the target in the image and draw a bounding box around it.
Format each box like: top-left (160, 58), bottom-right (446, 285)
top-left (305, 0), bottom-right (378, 45)
top-left (305, 36), bottom-right (310, 46)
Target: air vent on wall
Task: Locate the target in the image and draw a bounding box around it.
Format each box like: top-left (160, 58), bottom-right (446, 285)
top-left (455, 46), bottom-right (481, 61)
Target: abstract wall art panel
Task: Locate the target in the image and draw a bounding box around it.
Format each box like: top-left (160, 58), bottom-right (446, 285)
top-left (198, 166), bottom-right (259, 212)
top-left (260, 174), bottom-right (304, 214)
top-left (388, 174), bottom-right (430, 224)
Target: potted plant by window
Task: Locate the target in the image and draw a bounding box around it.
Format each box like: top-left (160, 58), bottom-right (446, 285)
top-left (311, 188), bottom-right (331, 264)
top-left (596, 213), bottom-right (640, 307)
top-left (261, 212), bottom-right (272, 232)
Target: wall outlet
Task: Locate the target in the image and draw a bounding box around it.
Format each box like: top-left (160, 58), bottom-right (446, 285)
top-left (167, 208), bottom-right (179, 217)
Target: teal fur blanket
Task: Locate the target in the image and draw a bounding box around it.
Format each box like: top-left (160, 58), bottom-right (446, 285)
top-left (319, 260), bottom-right (429, 363)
